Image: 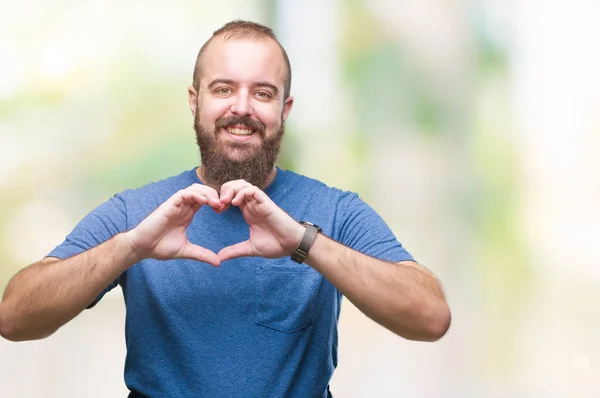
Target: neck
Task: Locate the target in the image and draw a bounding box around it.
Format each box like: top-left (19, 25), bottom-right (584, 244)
top-left (196, 165), bottom-right (278, 191)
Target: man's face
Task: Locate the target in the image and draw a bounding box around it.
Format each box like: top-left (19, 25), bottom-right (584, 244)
top-left (188, 37), bottom-right (293, 188)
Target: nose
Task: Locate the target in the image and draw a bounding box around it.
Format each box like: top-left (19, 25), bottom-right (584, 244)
top-left (230, 90), bottom-right (253, 116)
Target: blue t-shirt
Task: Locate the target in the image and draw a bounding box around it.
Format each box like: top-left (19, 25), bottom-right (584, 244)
top-left (48, 167), bottom-right (413, 398)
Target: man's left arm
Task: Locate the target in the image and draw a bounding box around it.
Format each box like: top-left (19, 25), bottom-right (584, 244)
top-left (216, 179), bottom-right (451, 342)
top-left (305, 233), bottom-right (450, 341)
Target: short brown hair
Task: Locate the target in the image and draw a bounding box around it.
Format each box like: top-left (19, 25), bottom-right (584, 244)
top-left (192, 20), bottom-right (292, 99)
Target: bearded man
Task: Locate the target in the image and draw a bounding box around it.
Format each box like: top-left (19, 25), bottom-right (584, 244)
top-left (0, 20), bottom-right (450, 398)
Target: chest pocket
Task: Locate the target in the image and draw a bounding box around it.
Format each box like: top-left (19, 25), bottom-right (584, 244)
top-left (255, 261), bottom-right (324, 333)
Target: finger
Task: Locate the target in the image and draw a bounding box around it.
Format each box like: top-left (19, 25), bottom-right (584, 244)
top-left (166, 191), bottom-right (205, 217)
top-left (179, 243), bottom-right (221, 267)
top-left (220, 180), bottom-right (252, 206)
top-left (187, 184), bottom-right (220, 208)
top-left (168, 189), bottom-right (187, 206)
top-left (194, 182), bottom-right (220, 198)
top-left (231, 186), bottom-right (258, 206)
top-left (218, 240), bottom-right (256, 262)
top-left (178, 191), bottom-right (210, 208)
top-left (219, 185), bottom-right (236, 206)
top-left (219, 179), bottom-right (249, 194)
top-left (190, 202), bottom-right (202, 213)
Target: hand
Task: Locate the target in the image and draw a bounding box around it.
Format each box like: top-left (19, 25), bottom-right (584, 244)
top-left (217, 180), bottom-right (304, 262)
top-left (124, 184), bottom-right (224, 266)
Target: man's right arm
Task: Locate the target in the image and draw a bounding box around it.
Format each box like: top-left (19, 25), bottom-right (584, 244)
top-left (0, 183), bottom-right (223, 342)
top-left (0, 233), bottom-right (142, 342)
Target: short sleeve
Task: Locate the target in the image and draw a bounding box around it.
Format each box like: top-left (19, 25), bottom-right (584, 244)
top-left (334, 192), bottom-right (414, 263)
top-left (47, 193), bottom-right (129, 308)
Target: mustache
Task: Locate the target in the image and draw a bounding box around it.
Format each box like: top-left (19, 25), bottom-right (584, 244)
top-left (214, 116), bottom-right (265, 135)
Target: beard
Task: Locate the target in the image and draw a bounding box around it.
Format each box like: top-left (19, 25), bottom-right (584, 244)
top-left (194, 113), bottom-right (285, 189)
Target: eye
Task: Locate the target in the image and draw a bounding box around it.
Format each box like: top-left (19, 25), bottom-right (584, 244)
top-left (215, 87), bottom-right (233, 96)
top-left (254, 91), bottom-right (272, 100)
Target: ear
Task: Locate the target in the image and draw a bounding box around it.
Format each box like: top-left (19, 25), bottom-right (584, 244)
top-left (188, 86), bottom-right (199, 117)
top-left (282, 96), bottom-right (294, 122)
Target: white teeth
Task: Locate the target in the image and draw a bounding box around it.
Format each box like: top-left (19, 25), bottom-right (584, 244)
top-left (227, 127), bottom-right (253, 136)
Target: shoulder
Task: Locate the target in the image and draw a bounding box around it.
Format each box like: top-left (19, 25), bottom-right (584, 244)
top-left (113, 168), bottom-right (198, 224)
top-left (119, 168), bottom-right (198, 202)
top-left (273, 168), bottom-right (366, 217)
top-left (276, 168), bottom-right (354, 199)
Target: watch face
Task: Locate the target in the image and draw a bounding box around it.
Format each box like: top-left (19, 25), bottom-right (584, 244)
top-left (300, 221), bottom-right (322, 233)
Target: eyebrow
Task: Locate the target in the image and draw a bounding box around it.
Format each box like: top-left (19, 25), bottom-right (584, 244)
top-left (207, 78), bottom-right (279, 96)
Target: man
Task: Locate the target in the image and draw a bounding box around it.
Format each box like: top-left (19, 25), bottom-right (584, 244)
top-left (0, 20), bottom-right (450, 397)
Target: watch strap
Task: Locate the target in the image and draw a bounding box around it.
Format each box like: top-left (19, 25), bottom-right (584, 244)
top-left (291, 222), bottom-right (321, 263)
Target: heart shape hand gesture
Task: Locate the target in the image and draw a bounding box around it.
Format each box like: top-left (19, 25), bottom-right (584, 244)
top-left (124, 180), bottom-right (305, 267)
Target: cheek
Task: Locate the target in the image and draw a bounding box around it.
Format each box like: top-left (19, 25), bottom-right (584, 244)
top-left (253, 104), bottom-right (283, 129)
top-left (198, 98), bottom-right (230, 122)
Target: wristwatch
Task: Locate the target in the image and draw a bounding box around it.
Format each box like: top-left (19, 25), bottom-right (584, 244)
top-left (291, 221), bottom-right (322, 264)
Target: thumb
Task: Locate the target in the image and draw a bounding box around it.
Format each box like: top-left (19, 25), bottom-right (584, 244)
top-left (179, 243), bottom-right (221, 267)
top-left (218, 240), bottom-right (255, 262)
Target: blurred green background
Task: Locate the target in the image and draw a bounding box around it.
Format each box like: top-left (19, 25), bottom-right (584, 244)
top-left (2, 0), bottom-right (600, 397)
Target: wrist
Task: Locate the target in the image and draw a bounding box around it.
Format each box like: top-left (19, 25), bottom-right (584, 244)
top-left (119, 230), bottom-right (150, 264)
top-left (292, 222), bottom-right (305, 246)
top-left (290, 221), bottom-right (322, 264)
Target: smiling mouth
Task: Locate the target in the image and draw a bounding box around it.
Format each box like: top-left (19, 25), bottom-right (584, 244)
top-left (226, 126), bottom-right (254, 136)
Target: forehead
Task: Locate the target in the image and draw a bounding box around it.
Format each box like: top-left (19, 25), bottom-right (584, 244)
top-left (200, 37), bottom-right (286, 89)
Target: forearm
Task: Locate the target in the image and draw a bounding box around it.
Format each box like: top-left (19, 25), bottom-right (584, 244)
top-left (305, 234), bottom-right (450, 341)
top-left (0, 233), bottom-right (141, 341)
